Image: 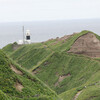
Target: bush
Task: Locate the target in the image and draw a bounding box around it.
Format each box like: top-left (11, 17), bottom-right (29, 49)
top-left (0, 90), bottom-right (8, 100)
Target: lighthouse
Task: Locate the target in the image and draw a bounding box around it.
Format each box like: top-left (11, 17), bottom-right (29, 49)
top-left (18, 27), bottom-right (31, 45)
top-left (25, 30), bottom-right (31, 44)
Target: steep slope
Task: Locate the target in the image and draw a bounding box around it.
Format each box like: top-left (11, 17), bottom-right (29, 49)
top-left (31, 52), bottom-right (100, 94)
top-left (44, 30), bottom-right (91, 52)
top-left (0, 50), bottom-right (59, 100)
top-left (3, 30), bottom-right (90, 70)
top-left (3, 42), bottom-right (52, 70)
top-left (2, 42), bottom-right (21, 55)
top-left (3, 30), bottom-right (100, 100)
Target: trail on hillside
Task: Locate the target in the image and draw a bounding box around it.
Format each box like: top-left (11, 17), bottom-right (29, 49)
top-left (73, 91), bottom-right (82, 100)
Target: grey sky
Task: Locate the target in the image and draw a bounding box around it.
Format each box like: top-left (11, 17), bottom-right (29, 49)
top-left (0, 0), bottom-right (100, 22)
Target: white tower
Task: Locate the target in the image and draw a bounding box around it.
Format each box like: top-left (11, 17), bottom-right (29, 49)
top-left (25, 30), bottom-right (31, 44)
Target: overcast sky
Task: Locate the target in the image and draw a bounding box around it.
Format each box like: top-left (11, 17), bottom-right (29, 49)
top-left (0, 0), bottom-right (100, 22)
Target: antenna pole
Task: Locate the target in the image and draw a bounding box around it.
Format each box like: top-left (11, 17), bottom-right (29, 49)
top-left (23, 26), bottom-right (24, 44)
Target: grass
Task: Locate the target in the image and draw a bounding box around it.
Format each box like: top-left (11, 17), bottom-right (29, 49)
top-left (3, 30), bottom-right (91, 70)
top-left (77, 85), bottom-right (100, 100)
top-left (5, 43), bottom-right (52, 70)
top-left (32, 52), bottom-right (100, 94)
top-left (2, 30), bottom-right (100, 100)
top-left (59, 88), bottom-right (77, 100)
top-left (0, 90), bottom-right (9, 100)
top-left (0, 50), bottom-right (59, 100)
top-left (59, 83), bottom-right (100, 100)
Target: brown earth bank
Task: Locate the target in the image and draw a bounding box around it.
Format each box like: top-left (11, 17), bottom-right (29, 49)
top-left (10, 65), bottom-right (23, 75)
top-left (55, 73), bottom-right (71, 87)
top-left (68, 33), bottom-right (100, 57)
top-left (15, 81), bottom-right (24, 92)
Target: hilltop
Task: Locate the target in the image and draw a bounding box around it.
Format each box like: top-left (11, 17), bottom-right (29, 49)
top-left (0, 50), bottom-right (59, 100)
top-left (68, 32), bottom-right (100, 57)
top-left (3, 30), bottom-right (100, 100)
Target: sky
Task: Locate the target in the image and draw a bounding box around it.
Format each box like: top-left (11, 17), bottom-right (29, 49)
top-left (0, 0), bottom-right (100, 22)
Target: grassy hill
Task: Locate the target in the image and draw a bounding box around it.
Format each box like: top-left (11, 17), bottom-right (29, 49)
top-left (0, 50), bottom-right (59, 100)
top-left (3, 30), bottom-right (90, 70)
top-left (31, 52), bottom-right (100, 94)
top-left (3, 30), bottom-right (100, 100)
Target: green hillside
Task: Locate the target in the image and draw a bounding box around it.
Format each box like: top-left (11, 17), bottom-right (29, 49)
top-left (3, 30), bottom-right (100, 100)
top-left (31, 52), bottom-right (100, 94)
top-left (3, 30), bottom-right (90, 70)
top-left (0, 50), bottom-right (59, 100)
top-left (3, 42), bottom-right (52, 70)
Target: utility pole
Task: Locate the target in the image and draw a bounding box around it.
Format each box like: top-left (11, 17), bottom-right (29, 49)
top-left (23, 26), bottom-right (25, 44)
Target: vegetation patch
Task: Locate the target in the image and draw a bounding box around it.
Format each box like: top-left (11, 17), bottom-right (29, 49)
top-left (0, 50), bottom-right (59, 100)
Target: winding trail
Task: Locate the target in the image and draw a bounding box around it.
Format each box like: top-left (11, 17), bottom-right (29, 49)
top-left (73, 91), bottom-right (82, 100)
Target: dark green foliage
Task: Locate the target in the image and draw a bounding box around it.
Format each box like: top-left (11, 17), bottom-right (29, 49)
top-left (2, 43), bottom-right (14, 54)
top-left (0, 90), bottom-right (9, 100)
top-left (0, 50), bottom-right (58, 100)
top-left (16, 48), bottom-right (51, 69)
top-left (8, 43), bottom-right (51, 70)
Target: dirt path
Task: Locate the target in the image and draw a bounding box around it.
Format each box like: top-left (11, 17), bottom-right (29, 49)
top-left (73, 91), bottom-right (82, 100)
top-left (10, 65), bottom-right (23, 75)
